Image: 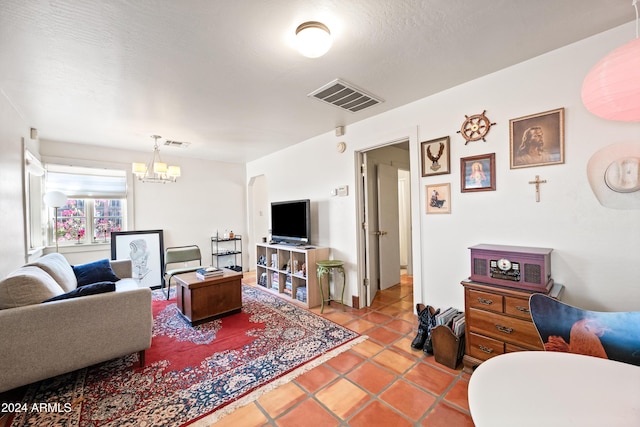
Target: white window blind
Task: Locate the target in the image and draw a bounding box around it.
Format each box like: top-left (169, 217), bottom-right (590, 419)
top-left (45, 165), bottom-right (127, 199)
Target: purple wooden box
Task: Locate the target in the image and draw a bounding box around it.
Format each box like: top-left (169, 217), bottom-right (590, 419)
top-left (469, 244), bottom-right (553, 292)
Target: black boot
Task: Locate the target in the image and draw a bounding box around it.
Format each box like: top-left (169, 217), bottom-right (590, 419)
top-left (411, 304), bottom-right (428, 350)
top-left (411, 304), bottom-right (439, 350)
top-left (422, 305), bottom-right (440, 355)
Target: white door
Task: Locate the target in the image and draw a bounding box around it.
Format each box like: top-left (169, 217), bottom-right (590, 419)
top-left (376, 163), bottom-right (401, 290)
top-left (363, 153), bottom-right (380, 306)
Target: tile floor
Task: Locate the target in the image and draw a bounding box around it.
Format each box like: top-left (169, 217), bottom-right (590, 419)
top-left (212, 271), bottom-right (475, 427)
top-left (0, 272), bottom-right (475, 427)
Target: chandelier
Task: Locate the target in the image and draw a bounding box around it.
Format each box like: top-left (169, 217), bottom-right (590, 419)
top-left (132, 135), bottom-right (181, 183)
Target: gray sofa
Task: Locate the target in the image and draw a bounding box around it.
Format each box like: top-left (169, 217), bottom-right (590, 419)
top-left (0, 253), bottom-right (152, 393)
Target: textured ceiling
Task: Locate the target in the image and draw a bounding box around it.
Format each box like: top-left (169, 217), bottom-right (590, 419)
top-left (0, 0), bottom-right (634, 163)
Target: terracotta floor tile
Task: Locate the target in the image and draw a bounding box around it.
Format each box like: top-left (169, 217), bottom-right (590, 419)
top-left (379, 379), bottom-right (437, 421)
top-left (390, 300), bottom-right (414, 311)
top-left (348, 400), bottom-right (414, 427)
top-left (420, 401), bottom-right (475, 427)
top-left (377, 304), bottom-right (404, 317)
top-left (256, 381), bottom-right (307, 418)
top-left (315, 378), bottom-right (370, 419)
top-left (321, 310), bottom-right (357, 326)
top-left (372, 348), bottom-right (415, 375)
top-left (367, 326), bottom-right (402, 345)
top-left (404, 362), bottom-right (456, 395)
top-left (275, 398), bottom-right (340, 427)
top-left (344, 318), bottom-right (377, 334)
top-left (444, 378), bottom-right (470, 412)
top-left (233, 273), bottom-right (475, 427)
top-left (422, 354), bottom-right (464, 374)
top-left (294, 364), bottom-right (339, 393)
top-left (392, 335), bottom-right (421, 357)
top-left (325, 350), bottom-right (364, 374)
top-left (346, 361), bottom-right (397, 394)
top-left (350, 339), bottom-right (384, 359)
top-left (398, 310), bottom-right (418, 323)
top-left (385, 318), bottom-right (415, 334)
top-left (211, 402), bottom-right (268, 427)
top-left (360, 310), bottom-right (393, 324)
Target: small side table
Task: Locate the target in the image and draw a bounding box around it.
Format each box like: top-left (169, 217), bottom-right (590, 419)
top-left (316, 260), bottom-right (346, 313)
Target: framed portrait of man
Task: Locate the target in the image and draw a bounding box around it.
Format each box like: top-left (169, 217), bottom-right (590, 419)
top-left (510, 108), bottom-right (564, 169)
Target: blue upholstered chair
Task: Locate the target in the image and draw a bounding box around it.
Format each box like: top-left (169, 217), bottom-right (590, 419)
top-left (529, 293), bottom-right (640, 366)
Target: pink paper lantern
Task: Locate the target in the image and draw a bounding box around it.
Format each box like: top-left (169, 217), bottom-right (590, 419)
top-left (581, 37), bottom-right (640, 122)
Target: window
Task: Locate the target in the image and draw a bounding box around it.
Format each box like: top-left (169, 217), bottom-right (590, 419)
top-left (45, 165), bottom-right (127, 246)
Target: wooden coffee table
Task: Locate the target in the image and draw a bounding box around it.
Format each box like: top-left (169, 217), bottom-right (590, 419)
top-left (174, 269), bottom-right (243, 325)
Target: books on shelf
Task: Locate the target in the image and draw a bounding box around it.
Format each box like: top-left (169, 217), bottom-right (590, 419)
top-left (195, 266), bottom-right (224, 280)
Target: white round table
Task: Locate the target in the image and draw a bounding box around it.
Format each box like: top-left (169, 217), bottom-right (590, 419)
top-left (468, 351), bottom-right (640, 427)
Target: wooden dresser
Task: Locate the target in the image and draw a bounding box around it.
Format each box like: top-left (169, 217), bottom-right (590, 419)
top-left (462, 280), bottom-right (564, 373)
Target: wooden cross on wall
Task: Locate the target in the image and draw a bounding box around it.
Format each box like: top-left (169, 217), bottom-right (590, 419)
top-left (528, 175), bottom-right (547, 202)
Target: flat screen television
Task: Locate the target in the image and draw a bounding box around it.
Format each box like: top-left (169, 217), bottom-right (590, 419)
top-left (270, 199), bottom-right (311, 245)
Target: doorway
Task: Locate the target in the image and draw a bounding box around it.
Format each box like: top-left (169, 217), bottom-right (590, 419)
top-left (247, 174), bottom-right (269, 268)
top-left (357, 140), bottom-right (413, 307)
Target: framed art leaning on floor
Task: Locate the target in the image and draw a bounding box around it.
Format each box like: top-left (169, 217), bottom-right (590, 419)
top-left (111, 229), bottom-right (164, 288)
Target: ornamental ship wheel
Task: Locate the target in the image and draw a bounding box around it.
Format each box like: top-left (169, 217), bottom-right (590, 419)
top-left (457, 110), bottom-right (496, 144)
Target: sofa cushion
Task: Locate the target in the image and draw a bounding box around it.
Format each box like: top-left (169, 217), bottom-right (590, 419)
top-left (43, 281), bottom-right (116, 302)
top-left (73, 259), bottom-right (120, 287)
top-left (27, 253), bottom-right (77, 293)
top-left (0, 266), bottom-right (65, 309)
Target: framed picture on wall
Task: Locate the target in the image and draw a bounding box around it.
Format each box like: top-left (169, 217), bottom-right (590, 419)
top-left (421, 136), bottom-right (451, 177)
top-left (111, 229), bottom-right (164, 288)
top-left (426, 183), bottom-right (451, 214)
top-left (461, 153), bottom-right (496, 192)
top-left (510, 108), bottom-right (564, 169)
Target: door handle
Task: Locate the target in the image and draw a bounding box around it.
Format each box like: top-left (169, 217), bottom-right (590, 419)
top-left (374, 230), bottom-right (388, 236)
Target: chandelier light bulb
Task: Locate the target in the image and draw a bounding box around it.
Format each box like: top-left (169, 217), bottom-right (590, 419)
top-left (295, 21), bottom-right (332, 58)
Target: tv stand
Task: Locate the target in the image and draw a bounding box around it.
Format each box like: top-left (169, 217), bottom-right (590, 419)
top-left (256, 243), bottom-right (328, 308)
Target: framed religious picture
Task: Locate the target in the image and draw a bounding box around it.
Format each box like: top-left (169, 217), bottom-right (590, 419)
top-left (461, 153), bottom-right (496, 192)
top-left (111, 229), bottom-right (164, 288)
top-left (510, 108), bottom-right (564, 169)
top-left (421, 136), bottom-right (451, 176)
top-left (426, 183), bottom-right (451, 214)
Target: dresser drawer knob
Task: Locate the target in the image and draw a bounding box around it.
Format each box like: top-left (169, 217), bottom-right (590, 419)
top-left (495, 324), bottom-right (514, 334)
top-left (478, 345), bottom-right (494, 354)
top-left (515, 305), bottom-right (530, 313)
top-left (477, 297), bottom-right (494, 305)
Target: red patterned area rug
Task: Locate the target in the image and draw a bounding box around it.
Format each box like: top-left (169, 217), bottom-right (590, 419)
top-left (11, 285), bottom-right (364, 426)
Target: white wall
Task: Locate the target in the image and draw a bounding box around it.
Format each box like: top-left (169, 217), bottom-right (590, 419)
top-left (0, 91), bottom-right (30, 277)
top-left (39, 140), bottom-right (248, 268)
top-left (248, 22), bottom-right (640, 312)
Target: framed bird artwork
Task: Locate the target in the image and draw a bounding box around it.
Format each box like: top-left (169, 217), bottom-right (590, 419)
top-left (421, 136), bottom-right (451, 177)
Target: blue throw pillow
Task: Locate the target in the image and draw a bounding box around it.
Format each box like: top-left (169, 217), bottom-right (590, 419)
top-left (43, 281), bottom-right (116, 302)
top-left (72, 259), bottom-right (120, 287)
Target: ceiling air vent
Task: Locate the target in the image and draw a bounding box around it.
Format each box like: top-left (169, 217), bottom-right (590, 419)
top-left (164, 140), bottom-right (191, 149)
top-left (308, 79), bottom-right (383, 113)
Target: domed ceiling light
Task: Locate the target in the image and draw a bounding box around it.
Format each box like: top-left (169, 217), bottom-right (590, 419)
top-left (295, 21), bottom-right (332, 58)
top-left (581, 1), bottom-right (640, 121)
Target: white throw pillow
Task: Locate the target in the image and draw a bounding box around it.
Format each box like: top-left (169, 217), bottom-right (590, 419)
top-left (27, 253), bottom-right (77, 292)
top-left (0, 266), bottom-right (65, 309)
